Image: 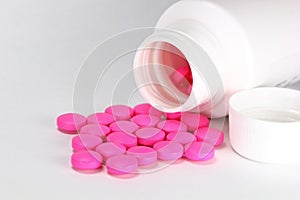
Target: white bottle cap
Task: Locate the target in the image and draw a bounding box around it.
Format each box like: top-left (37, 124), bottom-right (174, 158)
top-left (229, 87), bottom-right (300, 164)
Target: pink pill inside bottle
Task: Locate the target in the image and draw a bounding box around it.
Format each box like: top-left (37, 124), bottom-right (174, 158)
top-left (72, 134), bottom-right (103, 152)
top-left (86, 112), bottom-right (114, 126)
top-left (153, 141), bottom-right (183, 161)
top-left (105, 105), bottom-right (134, 120)
top-left (80, 124), bottom-right (110, 138)
top-left (127, 146), bottom-right (157, 166)
top-left (57, 113), bottom-right (86, 133)
top-left (194, 127), bottom-right (224, 147)
top-left (169, 66), bottom-right (191, 84)
top-left (106, 155), bottom-right (138, 175)
top-left (166, 112), bottom-right (182, 120)
top-left (71, 150), bottom-right (103, 170)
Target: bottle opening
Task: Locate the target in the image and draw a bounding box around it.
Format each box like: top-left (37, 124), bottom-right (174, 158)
top-left (134, 41), bottom-right (194, 111)
top-left (230, 87), bottom-right (300, 123)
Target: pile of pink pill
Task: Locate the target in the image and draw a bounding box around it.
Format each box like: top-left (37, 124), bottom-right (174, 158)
top-left (57, 103), bottom-right (224, 177)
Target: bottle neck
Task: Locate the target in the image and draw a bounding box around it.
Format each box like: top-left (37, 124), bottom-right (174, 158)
top-left (133, 20), bottom-right (227, 117)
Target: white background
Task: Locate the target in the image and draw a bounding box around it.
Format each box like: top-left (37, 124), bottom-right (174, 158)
top-left (0, 0), bottom-right (300, 199)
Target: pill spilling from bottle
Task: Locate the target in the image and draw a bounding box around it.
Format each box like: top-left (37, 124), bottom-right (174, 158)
top-left (57, 103), bottom-right (224, 177)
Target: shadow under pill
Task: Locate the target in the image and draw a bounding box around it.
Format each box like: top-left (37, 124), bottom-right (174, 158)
top-left (72, 167), bottom-right (103, 174)
top-left (186, 157), bottom-right (217, 165)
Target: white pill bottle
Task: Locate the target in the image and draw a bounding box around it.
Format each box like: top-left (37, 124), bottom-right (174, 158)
top-left (133, 0), bottom-right (300, 118)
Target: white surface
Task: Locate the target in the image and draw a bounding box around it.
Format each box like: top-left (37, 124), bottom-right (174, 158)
top-left (0, 0), bottom-right (300, 199)
top-left (229, 87), bottom-right (300, 164)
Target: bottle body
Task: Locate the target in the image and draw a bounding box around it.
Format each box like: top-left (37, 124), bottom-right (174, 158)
top-left (134, 0), bottom-right (300, 118)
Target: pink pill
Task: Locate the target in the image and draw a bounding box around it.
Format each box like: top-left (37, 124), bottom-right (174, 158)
top-left (86, 112), bottom-right (114, 126)
top-left (109, 121), bottom-right (139, 134)
top-left (71, 150), bottom-right (103, 170)
top-left (184, 142), bottom-right (214, 161)
top-left (170, 66), bottom-right (191, 84)
top-left (80, 124), bottom-right (110, 138)
top-left (107, 132), bottom-right (137, 149)
top-left (167, 131), bottom-right (196, 145)
top-left (194, 127), bottom-right (224, 147)
top-left (135, 127), bottom-right (165, 146)
top-left (157, 120), bottom-right (187, 133)
top-left (131, 114), bottom-right (160, 127)
top-left (178, 83), bottom-right (192, 95)
top-left (133, 103), bottom-right (163, 117)
top-left (57, 113), bottom-right (86, 133)
top-left (105, 105), bottom-right (134, 120)
top-left (188, 72), bottom-right (193, 83)
top-left (153, 141), bottom-right (183, 161)
top-left (106, 155), bottom-right (138, 175)
top-left (181, 112), bottom-right (210, 131)
top-left (127, 146), bottom-right (157, 166)
top-left (166, 112), bottom-right (182, 120)
top-left (72, 134), bottom-right (103, 152)
top-left (95, 142), bottom-right (126, 161)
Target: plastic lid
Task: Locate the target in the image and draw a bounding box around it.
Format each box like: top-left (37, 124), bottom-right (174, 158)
top-left (229, 87), bottom-right (300, 164)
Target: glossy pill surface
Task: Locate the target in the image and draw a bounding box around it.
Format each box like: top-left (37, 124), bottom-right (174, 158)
top-left (127, 146), bottom-right (157, 166)
top-left (80, 124), bottom-right (110, 138)
top-left (105, 105), bottom-right (134, 120)
top-left (194, 127), bottom-right (224, 147)
top-left (71, 150), bottom-right (103, 170)
top-left (184, 142), bottom-right (214, 161)
top-left (57, 113), bottom-right (86, 133)
top-left (153, 141), bottom-right (183, 161)
top-left (107, 132), bottom-right (137, 149)
top-left (95, 142), bottom-right (126, 161)
top-left (157, 120), bottom-right (187, 133)
top-left (72, 134), bottom-right (103, 152)
top-left (109, 121), bottom-right (139, 134)
top-left (135, 127), bottom-right (165, 146)
top-left (106, 155), bottom-right (138, 175)
top-left (86, 113), bottom-right (114, 125)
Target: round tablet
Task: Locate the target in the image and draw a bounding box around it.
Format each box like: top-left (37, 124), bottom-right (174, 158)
top-left (57, 113), bottom-right (86, 133)
top-left (181, 112), bottom-right (210, 131)
top-left (105, 105), bottom-right (134, 120)
top-left (86, 113), bottom-right (114, 125)
top-left (106, 155), bottom-right (138, 175)
top-left (135, 127), bottom-right (165, 146)
top-left (167, 131), bottom-right (196, 145)
top-left (127, 146), bottom-right (157, 166)
top-left (166, 112), bottom-right (182, 120)
top-left (133, 103), bottom-right (163, 117)
top-left (72, 134), bottom-right (103, 152)
top-left (95, 142), bottom-right (126, 161)
top-left (107, 132), bottom-right (137, 149)
top-left (71, 150), bottom-right (103, 170)
top-left (194, 127), bottom-right (224, 147)
top-left (131, 114), bottom-right (160, 127)
top-left (109, 121), bottom-right (139, 134)
top-left (184, 142), bottom-right (214, 161)
top-left (80, 124), bottom-right (110, 138)
top-left (157, 120), bottom-right (187, 133)
top-left (153, 141), bottom-right (183, 161)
